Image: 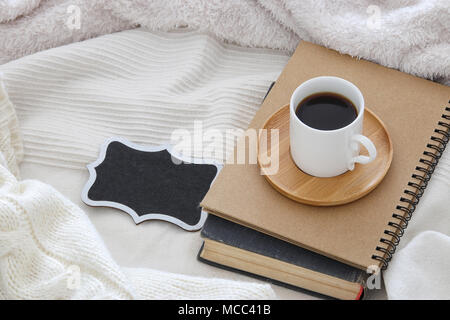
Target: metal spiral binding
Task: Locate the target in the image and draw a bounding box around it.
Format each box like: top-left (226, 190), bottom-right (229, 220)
top-left (372, 103), bottom-right (450, 270)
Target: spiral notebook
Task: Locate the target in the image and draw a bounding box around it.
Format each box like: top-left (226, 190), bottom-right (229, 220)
top-left (201, 41), bottom-right (450, 271)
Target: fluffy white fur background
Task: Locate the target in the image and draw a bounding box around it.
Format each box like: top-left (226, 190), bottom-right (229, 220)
top-left (0, 0), bottom-right (41, 22)
top-left (1, 0), bottom-right (449, 84)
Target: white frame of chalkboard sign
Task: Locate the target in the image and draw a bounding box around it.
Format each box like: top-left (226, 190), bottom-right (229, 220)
top-left (81, 137), bottom-right (222, 231)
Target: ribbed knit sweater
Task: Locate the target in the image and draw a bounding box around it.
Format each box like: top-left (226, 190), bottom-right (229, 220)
top-left (0, 29), bottom-right (289, 299)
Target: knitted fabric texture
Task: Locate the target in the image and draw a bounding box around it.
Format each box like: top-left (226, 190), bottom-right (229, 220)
top-left (0, 74), bottom-right (23, 177)
top-left (0, 73), bottom-right (276, 300)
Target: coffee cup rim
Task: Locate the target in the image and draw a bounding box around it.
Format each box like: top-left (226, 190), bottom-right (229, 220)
top-left (290, 76), bottom-right (365, 133)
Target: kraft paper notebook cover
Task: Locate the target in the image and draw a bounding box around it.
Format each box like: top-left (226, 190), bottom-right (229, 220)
top-left (201, 41), bottom-right (450, 271)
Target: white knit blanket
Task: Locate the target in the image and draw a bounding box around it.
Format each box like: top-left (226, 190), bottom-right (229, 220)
top-left (0, 30), bottom-right (285, 300)
top-left (1, 1), bottom-right (449, 300)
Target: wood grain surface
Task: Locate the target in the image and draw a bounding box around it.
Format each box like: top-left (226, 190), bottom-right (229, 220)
top-left (258, 104), bottom-right (393, 206)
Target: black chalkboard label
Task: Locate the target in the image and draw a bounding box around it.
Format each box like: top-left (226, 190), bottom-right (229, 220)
top-left (81, 138), bottom-right (220, 231)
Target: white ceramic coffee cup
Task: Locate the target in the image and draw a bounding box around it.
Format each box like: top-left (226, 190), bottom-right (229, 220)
top-left (290, 76), bottom-right (377, 177)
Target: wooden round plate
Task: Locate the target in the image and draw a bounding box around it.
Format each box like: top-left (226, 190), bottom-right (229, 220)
top-left (258, 105), bottom-right (393, 206)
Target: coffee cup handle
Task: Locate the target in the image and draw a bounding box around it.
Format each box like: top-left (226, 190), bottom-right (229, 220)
top-left (349, 134), bottom-right (377, 170)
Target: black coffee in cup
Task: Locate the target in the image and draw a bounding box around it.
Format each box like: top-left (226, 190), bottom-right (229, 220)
top-left (295, 92), bottom-right (358, 130)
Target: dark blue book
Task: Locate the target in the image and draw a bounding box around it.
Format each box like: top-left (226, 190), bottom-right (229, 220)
top-left (198, 214), bottom-right (366, 300)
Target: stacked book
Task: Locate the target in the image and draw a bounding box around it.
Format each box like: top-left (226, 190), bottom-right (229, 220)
top-left (198, 42), bottom-right (450, 299)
